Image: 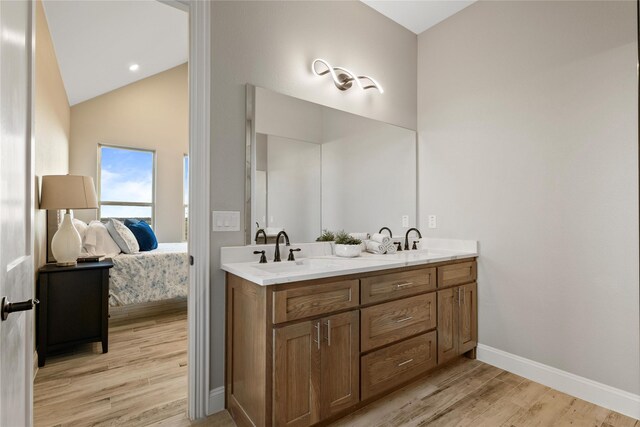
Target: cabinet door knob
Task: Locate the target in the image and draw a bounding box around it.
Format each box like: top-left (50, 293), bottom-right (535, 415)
top-left (1, 297), bottom-right (39, 321)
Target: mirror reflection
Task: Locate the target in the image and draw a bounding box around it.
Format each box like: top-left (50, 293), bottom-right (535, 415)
top-left (247, 85), bottom-right (417, 244)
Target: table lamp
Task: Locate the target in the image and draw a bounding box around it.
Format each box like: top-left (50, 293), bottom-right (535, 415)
top-left (40, 175), bottom-right (98, 266)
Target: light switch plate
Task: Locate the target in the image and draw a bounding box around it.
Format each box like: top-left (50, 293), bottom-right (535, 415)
top-left (212, 211), bottom-right (240, 232)
top-left (428, 215), bottom-right (437, 229)
top-left (402, 215), bottom-right (409, 227)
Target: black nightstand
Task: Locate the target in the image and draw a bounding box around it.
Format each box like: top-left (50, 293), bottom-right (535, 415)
top-left (36, 260), bottom-right (113, 367)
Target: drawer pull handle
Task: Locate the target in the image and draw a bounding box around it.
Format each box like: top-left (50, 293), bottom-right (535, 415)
top-left (395, 316), bottom-right (413, 323)
top-left (395, 282), bottom-right (413, 289)
top-left (397, 358), bottom-right (414, 367)
top-left (313, 322), bottom-right (321, 350)
top-left (324, 319), bottom-right (331, 346)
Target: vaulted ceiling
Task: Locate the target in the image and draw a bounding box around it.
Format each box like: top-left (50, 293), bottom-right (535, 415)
top-left (361, 1), bottom-right (475, 34)
top-left (42, 0), bottom-right (188, 106)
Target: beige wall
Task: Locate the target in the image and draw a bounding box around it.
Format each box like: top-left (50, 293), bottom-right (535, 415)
top-left (418, 1), bottom-right (639, 394)
top-left (209, 0), bottom-right (417, 389)
top-left (35, 0), bottom-right (70, 270)
top-left (69, 64), bottom-right (188, 243)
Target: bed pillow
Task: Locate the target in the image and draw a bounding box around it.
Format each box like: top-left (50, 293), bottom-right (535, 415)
top-left (106, 218), bottom-right (139, 254)
top-left (72, 218), bottom-right (89, 255)
top-left (124, 218), bottom-right (139, 226)
top-left (72, 218), bottom-right (88, 242)
top-left (125, 220), bottom-right (158, 251)
top-left (84, 220), bottom-right (121, 257)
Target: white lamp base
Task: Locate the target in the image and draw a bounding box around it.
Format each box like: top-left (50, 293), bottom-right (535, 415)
top-left (51, 211), bottom-right (82, 267)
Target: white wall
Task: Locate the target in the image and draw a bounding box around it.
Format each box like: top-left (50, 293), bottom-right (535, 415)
top-left (35, 0), bottom-right (70, 270)
top-left (418, 0), bottom-right (639, 395)
top-left (211, 0), bottom-right (417, 389)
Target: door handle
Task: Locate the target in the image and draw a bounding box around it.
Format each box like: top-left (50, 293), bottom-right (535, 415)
top-left (313, 321), bottom-right (321, 350)
top-left (1, 297), bottom-right (39, 321)
top-left (323, 319), bottom-right (331, 346)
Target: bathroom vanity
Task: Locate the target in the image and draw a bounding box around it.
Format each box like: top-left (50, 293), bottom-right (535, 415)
top-left (235, 83), bottom-right (478, 426)
top-left (222, 246), bottom-right (478, 427)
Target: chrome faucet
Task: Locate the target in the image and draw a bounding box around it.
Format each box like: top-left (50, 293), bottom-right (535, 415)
top-left (273, 230), bottom-right (290, 262)
top-left (404, 228), bottom-right (422, 250)
top-left (254, 228), bottom-right (267, 245)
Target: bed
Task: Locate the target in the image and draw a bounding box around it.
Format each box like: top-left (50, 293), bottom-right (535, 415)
top-left (108, 242), bottom-right (189, 307)
top-left (47, 217), bottom-right (189, 308)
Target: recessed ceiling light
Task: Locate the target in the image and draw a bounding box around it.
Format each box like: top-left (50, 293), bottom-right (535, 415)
top-left (129, 64), bottom-right (139, 72)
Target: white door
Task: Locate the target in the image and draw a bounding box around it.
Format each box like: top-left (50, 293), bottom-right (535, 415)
top-left (0, 0), bottom-right (36, 426)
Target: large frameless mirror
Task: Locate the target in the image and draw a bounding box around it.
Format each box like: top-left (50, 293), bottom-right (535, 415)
top-left (246, 84), bottom-right (417, 244)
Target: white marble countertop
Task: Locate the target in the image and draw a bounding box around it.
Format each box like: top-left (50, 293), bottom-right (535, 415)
top-left (221, 239), bottom-right (478, 286)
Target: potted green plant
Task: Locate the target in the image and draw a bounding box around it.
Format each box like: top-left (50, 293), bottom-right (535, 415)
top-left (334, 231), bottom-right (362, 258)
top-left (316, 230), bottom-right (335, 242)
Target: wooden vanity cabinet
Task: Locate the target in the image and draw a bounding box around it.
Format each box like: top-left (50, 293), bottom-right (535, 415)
top-left (437, 282), bottom-right (478, 364)
top-left (319, 310), bottom-right (360, 418)
top-left (226, 258), bottom-right (477, 427)
top-left (274, 320), bottom-right (321, 427)
top-left (273, 310), bottom-right (359, 426)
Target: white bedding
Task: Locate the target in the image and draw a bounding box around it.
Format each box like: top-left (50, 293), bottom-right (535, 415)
top-left (109, 242), bottom-right (188, 306)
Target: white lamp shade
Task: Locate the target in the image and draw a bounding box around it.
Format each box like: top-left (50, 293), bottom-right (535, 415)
top-left (40, 175), bottom-right (98, 210)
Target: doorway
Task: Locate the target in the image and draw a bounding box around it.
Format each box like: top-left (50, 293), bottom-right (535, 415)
top-left (29, 0), bottom-right (212, 423)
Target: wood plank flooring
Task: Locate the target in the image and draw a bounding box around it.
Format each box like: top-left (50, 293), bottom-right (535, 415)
top-left (34, 311), bottom-right (639, 427)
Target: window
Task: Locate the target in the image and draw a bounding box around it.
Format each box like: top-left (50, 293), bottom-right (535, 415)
top-left (183, 155), bottom-right (189, 240)
top-left (99, 145), bottom-right (155, 226)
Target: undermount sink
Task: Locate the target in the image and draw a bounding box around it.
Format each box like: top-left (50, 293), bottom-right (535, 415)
top-left (252, 257), bottom-right (353, 273)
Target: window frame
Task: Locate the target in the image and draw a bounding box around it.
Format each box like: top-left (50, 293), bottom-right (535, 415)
top-left (97, 143), bottom-right (157, 229)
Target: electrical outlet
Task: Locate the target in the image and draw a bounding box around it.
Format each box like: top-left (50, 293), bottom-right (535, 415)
top-left (402, 215), bottom-right (409, 227)
top-left (428, 215), bottom-right (437, 229)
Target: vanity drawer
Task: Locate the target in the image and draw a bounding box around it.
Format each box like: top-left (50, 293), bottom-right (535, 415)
top-left (361, 268), bottom-right (436, 305)
top-left (361, 331), bottom-right (437, 400)
top-left (273, 279), bottom-right (359, 324)
top-left (437, 261), bottom-right (477, 288)
top-left (361, 293), bottom-right (436, 352)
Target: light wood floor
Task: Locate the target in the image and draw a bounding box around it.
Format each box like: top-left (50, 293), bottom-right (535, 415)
top-left (34, 311), bottom-right (639, 427)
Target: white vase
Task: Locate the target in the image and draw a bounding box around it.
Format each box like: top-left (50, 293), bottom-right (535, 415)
top-left (51, 212), bottom-right (82, 266)
top-left (334, 244), bottom-right (361, 258)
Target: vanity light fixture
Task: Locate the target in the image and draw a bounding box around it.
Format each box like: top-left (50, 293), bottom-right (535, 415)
top-left (311, 58), bottom-right (384, 94)
top-left (129, 63), bottom-right (139, 72)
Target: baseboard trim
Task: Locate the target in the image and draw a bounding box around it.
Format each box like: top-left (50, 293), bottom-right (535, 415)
top-left (109, 297), bottom-right (187, 324)
top-left (207, 386), bottom-right (225, 415)
top-left (477, 344), bottom-right (640, 420)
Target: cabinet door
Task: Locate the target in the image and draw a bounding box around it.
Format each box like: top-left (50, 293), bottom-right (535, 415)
top-left (320, 310), bottom-right (359, 419)
top-left (458, 282), bottom-right (477, 354)
top-left (437, 287), bottom-right (458, 364)
top-left (274, 321), bottom-right (321, 427)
